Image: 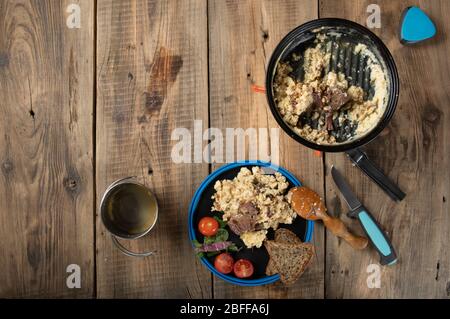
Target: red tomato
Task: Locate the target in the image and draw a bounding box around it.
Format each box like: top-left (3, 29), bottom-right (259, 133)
top-left (198, 217), bottom-right (219, 236)
top-left (214, 253), bottom-right (234, 274)
top-left (233, 259), bottom-right (254, 278)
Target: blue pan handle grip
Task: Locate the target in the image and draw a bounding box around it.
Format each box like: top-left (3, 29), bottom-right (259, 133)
top-left (349, 207), bottom-right (397, 266)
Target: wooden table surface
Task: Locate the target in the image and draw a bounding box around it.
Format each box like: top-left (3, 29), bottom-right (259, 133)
top-left (0, 0), bottom-right (449, 298)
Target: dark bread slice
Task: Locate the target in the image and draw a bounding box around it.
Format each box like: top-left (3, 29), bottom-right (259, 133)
top-left (265, 260), bottom-right (276, 276)
top-left (264, 240), bottom-right (314, 285)
top-left (266, 259), bottom-right (276, 276)
top-left (275, 228), bottom-right (302, 244)
top-left (266, 228), bottom-right (302, 276)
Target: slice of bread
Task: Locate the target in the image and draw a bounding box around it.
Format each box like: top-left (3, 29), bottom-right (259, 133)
top-left (265, 260), bottom-right (277, 276)
top-left (274, 228), bottom-right (302, 245)
top-left (266, 228), bottom-right (302, 275)
top-left (264, 239), bottom-right (314, 285)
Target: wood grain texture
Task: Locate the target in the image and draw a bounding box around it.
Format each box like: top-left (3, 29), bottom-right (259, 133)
top-left (0, 0), bottom-right (94, 297)
top-left (320, 0), bottom-right (450, 298)
top-left (96, 0), bottom-right (211, 298)
top-left (208, 0), bottom-right (324, 298)
top-left (1, 0), bottom-right (448, 299)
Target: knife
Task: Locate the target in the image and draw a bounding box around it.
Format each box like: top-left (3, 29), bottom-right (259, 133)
top-left (331, 166), bottom-right (397, 266)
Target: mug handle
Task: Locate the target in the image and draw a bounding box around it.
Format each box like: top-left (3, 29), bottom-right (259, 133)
top-left (111, 235), bottom-right (156, 258)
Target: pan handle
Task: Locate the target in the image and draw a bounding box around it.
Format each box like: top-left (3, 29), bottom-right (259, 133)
top-left (346, 148), bottom-right (406, 202)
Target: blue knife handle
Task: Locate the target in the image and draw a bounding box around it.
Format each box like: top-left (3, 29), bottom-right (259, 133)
top-left (349, 207), bottom-right (397, 266)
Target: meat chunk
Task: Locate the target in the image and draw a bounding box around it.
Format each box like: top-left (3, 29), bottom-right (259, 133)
top-left (239, 201), bottom-right (259, 215)
top-left (323, 87), bottom-right (351, 131)
top-left (312, 91), bottom-right (323, 109)
top-left (326, 114), bottom-right (334, 131)
top-left (228, 202), bottom-right (259, 235)
top-left (327, 87), bottom-right (350, 110)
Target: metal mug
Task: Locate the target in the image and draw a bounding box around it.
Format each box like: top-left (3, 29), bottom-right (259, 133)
top-left (100, 177), bottom-right (158, 257)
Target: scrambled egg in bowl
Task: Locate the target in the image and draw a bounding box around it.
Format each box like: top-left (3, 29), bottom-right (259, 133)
top-left (211, 167), bottom-right (296, 248)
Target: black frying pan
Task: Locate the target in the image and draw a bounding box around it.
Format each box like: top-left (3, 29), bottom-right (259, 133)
top-left (266, 19), bottom-right (405, 201)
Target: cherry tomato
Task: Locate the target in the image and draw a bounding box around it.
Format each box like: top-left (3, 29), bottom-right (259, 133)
top-left (214, 253), bottom-right (234, 274)
top-left (233, 259), bottom-right (254, 278)
top-left (198, 217), bottom-right (219, 236)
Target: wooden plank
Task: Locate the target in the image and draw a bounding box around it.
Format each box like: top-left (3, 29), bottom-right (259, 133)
top-left (208, 0), bottom-right (324, 298)
top-left (96, 0), bottom-right (211, 298)
top-left (0, 0), bottom-right (94, 297)
top-left (321, 0), bottom-right (450, 298)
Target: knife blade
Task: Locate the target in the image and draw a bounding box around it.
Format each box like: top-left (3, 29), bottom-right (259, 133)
top-left (331, 166), bottom-right (398, 266)
top-left (331, 166), bottom-right (362, 211)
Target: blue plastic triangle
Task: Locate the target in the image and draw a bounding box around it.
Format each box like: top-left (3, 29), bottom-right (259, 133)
top-left (400, 6), bottom-right (436, 43)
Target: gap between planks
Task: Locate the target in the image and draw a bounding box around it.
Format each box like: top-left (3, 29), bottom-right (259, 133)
top-left (93, 0), bottom-right (98, 299)
top-left (317, 0), bottom-right (328, 300)
top-left (206, 0), bottom-right (215, 299)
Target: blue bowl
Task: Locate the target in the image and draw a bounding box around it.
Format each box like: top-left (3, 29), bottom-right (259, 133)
top-left (188, 161), bottom-right (314, 286)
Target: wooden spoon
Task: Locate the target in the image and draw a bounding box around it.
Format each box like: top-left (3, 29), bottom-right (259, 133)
top-left (288, 186), bottom-right (368, 250)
